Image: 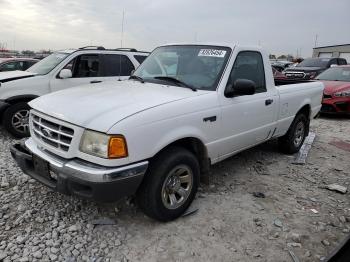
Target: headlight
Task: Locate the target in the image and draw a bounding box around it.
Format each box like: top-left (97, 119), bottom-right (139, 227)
top-left (334, 90), bottom-right (350, 97)
top-left (305, 72), bottom-right (317, 79)
top-left (79, 130), bottom-right (128, 159)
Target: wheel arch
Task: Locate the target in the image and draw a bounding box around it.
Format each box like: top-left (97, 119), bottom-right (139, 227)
top-left (152, 137), bottom-right (210, 180)
top-left (293, 103), bottom-right (311, 136)
top-left (5, 95), bottom-right (39, 105)
top-left (296, 104), bottom-right (311, 120)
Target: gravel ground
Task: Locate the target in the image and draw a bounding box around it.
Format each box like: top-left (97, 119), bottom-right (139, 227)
top-left (0, 116), bottom-right (349, 262)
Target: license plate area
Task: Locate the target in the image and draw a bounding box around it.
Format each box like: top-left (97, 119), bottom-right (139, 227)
top-left (33, 155), bottom-right (52, 181)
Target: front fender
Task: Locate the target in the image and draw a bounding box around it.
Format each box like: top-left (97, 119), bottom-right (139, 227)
top-left (150, 125), bottom-right (208, 158)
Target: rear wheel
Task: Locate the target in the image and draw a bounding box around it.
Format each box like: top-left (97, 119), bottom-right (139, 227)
top-left (278, 113), bottom-right (308, 154)
top-left (3, 102), bottom-right (31, 138)
top-left (136, 147), bottom-right (199, 221)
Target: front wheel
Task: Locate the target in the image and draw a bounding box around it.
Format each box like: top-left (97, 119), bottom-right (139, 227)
top-left (278, 113), bottom-right (308, 154)
top-left (3, 102), bottom-right (31, 138)
top-left (136, 147), bottom-right (199, 222)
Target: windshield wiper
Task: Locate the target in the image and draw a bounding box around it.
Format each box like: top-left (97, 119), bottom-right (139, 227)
top-left (154, 76), bottom-right (197, 92)
top-left (129, 75), bottom-right (144, 83)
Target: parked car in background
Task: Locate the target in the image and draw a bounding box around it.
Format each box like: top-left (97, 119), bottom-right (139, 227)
top-left (284, 57), bottom-right (347, 80)
top-left (316, 65), bottom-right (350, 114)
top-left (11, 43), bottom-right (323, 221)
top-left (0, 46), bottom-right (148, 137)
top-left (0, 58), bottom-right (38, 72)
top-left (270, 60), bottom-right (294, 72)
top-left (272, 66), bottom-right (288, 81)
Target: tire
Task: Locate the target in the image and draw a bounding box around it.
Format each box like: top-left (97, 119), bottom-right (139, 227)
top-left (278, 113), bottom-right (309, 154)
top-left (136, 146), bottom-right (200, 222)
top-left (3, 102), bottom-right (31, 138)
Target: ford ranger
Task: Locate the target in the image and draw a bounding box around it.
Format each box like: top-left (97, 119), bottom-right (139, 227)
top-left (10, 44), bottom-right (323, 221)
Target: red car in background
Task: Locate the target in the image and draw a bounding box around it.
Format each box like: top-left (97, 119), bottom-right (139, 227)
top-left (316, 65), bottom-right (350, 114)
top-left (272, 66), bottom-right (288, 80)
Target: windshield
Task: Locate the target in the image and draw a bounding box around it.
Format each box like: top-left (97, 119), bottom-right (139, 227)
top-left (27, 52), bottom-right (69, 75)
top-left (133, 45), bottom-right (231, 90)
top-left (296, 58), bottom-right (330, 68)
top-left (316, 67), bottom-right (350, 82)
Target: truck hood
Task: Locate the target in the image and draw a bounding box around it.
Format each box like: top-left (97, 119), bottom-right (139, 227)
top-left (321, 80), bottom-right (350, 94)
top-left (30, 80), bottom-right (211, 132)
top-left (0, 70), bottom-right (36, 83)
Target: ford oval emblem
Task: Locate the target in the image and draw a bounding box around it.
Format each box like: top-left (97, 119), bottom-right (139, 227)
top-left (41, 128), bottom-right (52, 138)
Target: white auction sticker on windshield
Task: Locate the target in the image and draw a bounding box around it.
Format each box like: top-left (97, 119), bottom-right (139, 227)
top-left (198, 49), bottom-right (226, 57)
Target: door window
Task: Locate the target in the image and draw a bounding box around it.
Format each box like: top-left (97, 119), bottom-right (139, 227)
top-left (329, 59), bottom-right (338, 66)
top-left (134, 55), bottom-right (148, 64)
top-left (66, 54), bottom-right (101, 78)
top-left (228, 51), bottom-right (266, 93)
top-left (101, 54), bottom-right (135, 76)
top-left (338, 59), bottom-right (347, 65)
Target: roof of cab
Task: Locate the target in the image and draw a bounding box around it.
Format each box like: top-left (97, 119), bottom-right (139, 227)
top-left (158, 42), bottom-right (266, 53)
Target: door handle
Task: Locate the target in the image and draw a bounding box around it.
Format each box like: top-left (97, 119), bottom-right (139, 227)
top-left (203, 116), bottom-right (217, 122)
top-left (265, 99), bottom-right (273, 106)
top-left (90, 80), bottom-right (102, 84)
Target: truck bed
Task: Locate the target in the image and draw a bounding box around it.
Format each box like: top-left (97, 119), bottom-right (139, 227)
top-left (275, 79), bottom-right (315, 86)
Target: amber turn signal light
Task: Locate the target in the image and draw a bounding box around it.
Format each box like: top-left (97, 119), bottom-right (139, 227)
top-left (108, 136), bottom-right (128, 158)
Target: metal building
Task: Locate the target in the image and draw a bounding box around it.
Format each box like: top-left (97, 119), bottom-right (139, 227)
top-left (312, 44), bottom-right (350, 62)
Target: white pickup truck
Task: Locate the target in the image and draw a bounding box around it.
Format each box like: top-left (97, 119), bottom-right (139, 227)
top-left (11, 43), bottom-right (323, 221)
top-left (0, 47), bottom-right (148, 137)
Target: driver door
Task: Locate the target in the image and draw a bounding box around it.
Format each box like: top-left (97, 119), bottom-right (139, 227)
top-left (218, 51), bottom-right (277, 158)
top-left (49, 54), bottom-right (103, 93)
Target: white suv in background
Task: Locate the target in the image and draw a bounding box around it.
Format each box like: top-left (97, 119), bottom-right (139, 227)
top-left (0, 46), bottom-right (148, 137)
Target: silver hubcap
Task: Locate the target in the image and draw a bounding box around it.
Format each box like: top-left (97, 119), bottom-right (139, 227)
top-left (11, 110), bottom-right (29, 134)
top-left (293, 121), bottom-right (305, 147)
top-left (161, 165), bottom-right (193, 210)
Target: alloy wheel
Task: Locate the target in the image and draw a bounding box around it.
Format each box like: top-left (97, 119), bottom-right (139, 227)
top-left (11, 110), bottom-right (30, 134)
top-left (161, 165), bottom-right (193, 210)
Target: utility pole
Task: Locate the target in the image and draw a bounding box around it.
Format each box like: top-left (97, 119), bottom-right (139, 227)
top-left (314, 34), bottom-right (318, 48)
top-left (120, 10), bottom-right (125, 48)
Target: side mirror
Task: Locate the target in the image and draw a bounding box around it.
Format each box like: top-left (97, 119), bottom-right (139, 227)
top-left (59, 69), bottom-right (72, 79)
top-left (225, 79), bottom-right (256, 97)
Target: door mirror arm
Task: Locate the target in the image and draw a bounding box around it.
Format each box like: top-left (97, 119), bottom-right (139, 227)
top-left (224, 83), bottom-right (235, 97)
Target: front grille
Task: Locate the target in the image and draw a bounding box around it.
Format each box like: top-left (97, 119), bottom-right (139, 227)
top-left (31, 113), bottom-right (74, 152)
top-left (335, 102), bottom-right (349, 112)
top-left (285, 72), bottom-right (305, 79)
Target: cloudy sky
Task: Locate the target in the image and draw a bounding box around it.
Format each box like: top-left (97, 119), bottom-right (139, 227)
top-left (0, 0), bottom-right (349, 57)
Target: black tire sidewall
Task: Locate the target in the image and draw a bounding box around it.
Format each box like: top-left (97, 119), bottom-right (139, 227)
top-left (3, 102), bottom-right (30, 138)
top-left (280, 114), bottom-right (308, 153)
top-left (137, 147), bottom-right (200, 221)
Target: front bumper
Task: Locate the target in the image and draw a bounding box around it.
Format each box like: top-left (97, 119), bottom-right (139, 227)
top-left (321, 97), bottom-right (350, 114)
top-left (10, 139), bottom-right (148, 202)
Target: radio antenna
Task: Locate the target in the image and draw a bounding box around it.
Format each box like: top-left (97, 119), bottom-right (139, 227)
top-left (118, 10), bottom-right (125, 81)
top-left (120, 10), bottom-right (125, 48)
